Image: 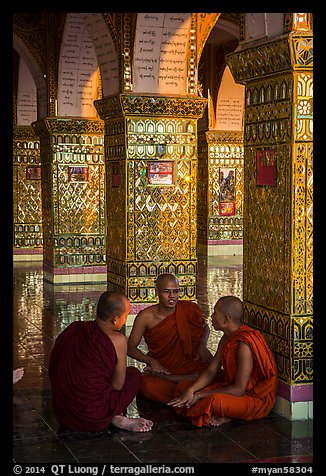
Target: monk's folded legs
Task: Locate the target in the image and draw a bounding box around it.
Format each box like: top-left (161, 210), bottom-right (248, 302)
top-left (109, 367), bottom-right (143, 416)
top-left (172, 380), bottom-right (264, 427)
top-left (140, 375), bottom-right (177, 403)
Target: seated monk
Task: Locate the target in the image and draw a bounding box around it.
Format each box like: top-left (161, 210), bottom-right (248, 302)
top-left (49, 291), bottom-right (153, 433)
top-left (127, 273), bottom-right (213, 404)
top-left (168, 295), bottom-right (278, 427)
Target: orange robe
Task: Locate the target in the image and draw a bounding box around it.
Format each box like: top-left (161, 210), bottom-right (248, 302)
top-left (140, 300), bottom-right (210, 403)
top-left (173, 324), bottom-right (278, 427)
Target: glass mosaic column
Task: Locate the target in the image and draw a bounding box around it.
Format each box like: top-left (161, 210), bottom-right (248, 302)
top-left (227, 24), bottom-right (313, 419)
top-left (95, 94), bottom-right (207, 308)
top-left (197, 130), bottom-right (244, 256)
top-left (13, 126), bottom-right (43, 261)
top-left (32, 118), bottom-right (107, 285)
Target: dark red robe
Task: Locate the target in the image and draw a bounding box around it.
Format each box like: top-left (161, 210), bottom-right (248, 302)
top-left (49, 321), bottom-right (141, 431)
top-left (140, 300), bottom-right (210, 403)
top-left (173, 324), bottom-right (278, 427)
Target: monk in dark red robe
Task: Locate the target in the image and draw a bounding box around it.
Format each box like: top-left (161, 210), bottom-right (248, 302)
top-left (168, 296), bottom-right (278, 427)
top-left (127, 274), bottom-right (213, 403)
top-left (49, 291), bottom-right (153, 433)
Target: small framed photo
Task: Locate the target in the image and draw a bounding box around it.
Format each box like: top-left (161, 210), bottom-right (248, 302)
top-left (26, 166), bottom-right (41, 180)
top-left (68, 166), bottom-right (88, 182)
top-left (257, 149), bottom-right (276, 186)
top-left (219, 167), bottom-right (236, 203)
top-left (148, 161), bottom-right (174, 185)
top-left (219, 202), bottom-right (235, 216)
top-left (112, 162), bottom-right (120, 187)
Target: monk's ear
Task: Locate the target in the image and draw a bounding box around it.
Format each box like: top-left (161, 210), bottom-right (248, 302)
top-left (224, 314), bottom-right (231, 324)
top-left (113, 315), bottom-right (120, 326)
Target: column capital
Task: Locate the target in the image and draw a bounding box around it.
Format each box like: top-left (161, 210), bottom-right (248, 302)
top-left (227, 33), bottom-right (313, 84)
top-left (32, 117), bottom-right (104, 136)
top-left (95, 94), bottom-right (207, 120)
top-left (13, 125), bottom-right (39, 140)
top-left (206, 130), bottom-right (244, 144)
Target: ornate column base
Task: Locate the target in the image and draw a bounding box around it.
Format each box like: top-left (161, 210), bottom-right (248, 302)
top-left (43, 263), bottom-right (107, 285)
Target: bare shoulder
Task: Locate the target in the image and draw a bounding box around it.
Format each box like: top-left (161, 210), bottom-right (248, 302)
top-left (135, 304), bottom-right (158, 321)
top-left (109, 331), bottom-right (127, 349)
top-left (131, 304), bottom-right (160, 331)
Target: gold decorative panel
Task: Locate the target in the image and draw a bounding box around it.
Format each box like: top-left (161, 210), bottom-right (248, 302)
top-left (13, 126), bottom-right (43, 249)
top-left (196, 13), bottom-right (220, 63)
top-left (32, 118), bottom-right (106, 268)
top-left (197, 131), bottom-right (208, 242)
top-left (245, 303), bottom-right (313, 384)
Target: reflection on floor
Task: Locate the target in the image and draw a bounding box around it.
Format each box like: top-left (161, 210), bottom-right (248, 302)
top-left (13, 256), bottom-right (313, 465)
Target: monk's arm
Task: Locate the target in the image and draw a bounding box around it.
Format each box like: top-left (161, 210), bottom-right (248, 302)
top-left (196, 342), bottom-right (253, 399)
top-left (197, 323), bottom-right (214, 362)
top-left (110, 333), bottom-right (127, 391)
top-left (127, 314), bottom-right (168, 372)
top-left (168, 340), bottom-right (224, 407)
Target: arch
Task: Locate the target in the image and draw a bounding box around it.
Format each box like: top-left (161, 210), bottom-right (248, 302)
top-left (57, 13), bottom-right (100, 117)
top-left (214, 65), bottom-right (244, 132)
top-left (132, 13), bottom-right (192, 95)
top-left (13, 33), bottom-right (47, 118)
top-left (16, 57), bottom-right (37, 125)
top-left (80, 13), bottom-right (119, 97)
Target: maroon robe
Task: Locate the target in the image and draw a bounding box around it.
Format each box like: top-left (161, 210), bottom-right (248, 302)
top-left (49, 321), bottom-right (141, 431)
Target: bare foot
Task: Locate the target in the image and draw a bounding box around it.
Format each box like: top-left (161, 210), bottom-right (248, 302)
top-left (13, 367), bottom-right (24, 384)
top-left (111, 415), bottom-right (153, 432)
top-left (210, 416), bottom-right (232, 427)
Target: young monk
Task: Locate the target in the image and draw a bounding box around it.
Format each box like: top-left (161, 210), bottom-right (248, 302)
top-left (49, 291), bottom-right (153, 433)
top-left (127, 273), bottom-right (213, 403)
top-left (168, 295), bottom-right (278, 427)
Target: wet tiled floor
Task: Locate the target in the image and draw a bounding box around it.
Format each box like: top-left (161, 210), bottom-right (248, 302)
top-left (12, 256), bottom-right (313, 466)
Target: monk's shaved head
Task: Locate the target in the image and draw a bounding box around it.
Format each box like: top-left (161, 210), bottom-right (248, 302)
top-left (97, 291), bottom-right (128, 321)
top-left (216, 296), bottom-right (243, 324)
top-left (156, 273), bottom-right (179, 289)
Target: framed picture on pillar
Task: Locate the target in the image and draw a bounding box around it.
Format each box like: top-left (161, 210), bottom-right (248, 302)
top-left (219, 167), bottom-right (236, 203)
top-left (256, 149), bottom-right (276, 186)
top-left (26, 165), bottom-right (41, 180)
top-left (219, 202), bottom-right (235, 216)
top-left (112, 162), bottom-right (120, 187)
top-left (148, 161), bottom-right (174, 185)
top-left (68, 166), bottom-right (88, 182)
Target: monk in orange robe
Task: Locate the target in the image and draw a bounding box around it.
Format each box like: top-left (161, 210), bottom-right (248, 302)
top-left (127, 274), bottom-right (213, 403)
top-left (168, 295), bottom-right (278, 427)
top-left (49, 291), bottom-right (153, 433)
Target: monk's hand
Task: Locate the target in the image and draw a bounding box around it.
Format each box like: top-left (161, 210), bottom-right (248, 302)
top-left (167, 389), bottom-right (195, 408)
top-left (144, 360), bottom-right (170, 377)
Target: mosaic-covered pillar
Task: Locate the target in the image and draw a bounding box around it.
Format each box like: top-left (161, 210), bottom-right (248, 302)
top-left (227, 28), bottom-right (313, 419)
top-left (198, 130), bottom-right (244, 256)
top-left (32, 118), bottom-right (107, 285)
top-left (95, 94), bottom-right (207, 307)
top-left (13, 126), bottom-right (43, 260)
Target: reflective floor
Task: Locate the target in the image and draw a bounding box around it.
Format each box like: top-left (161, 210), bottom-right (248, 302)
top-left (12, 256), bottom-right (313, 466)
